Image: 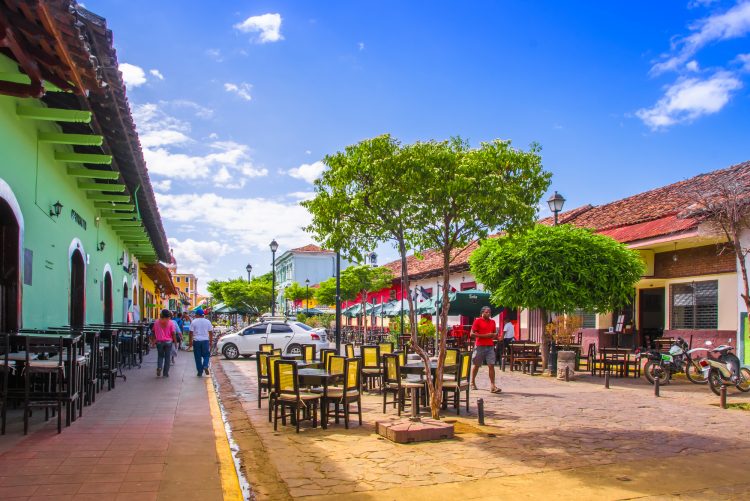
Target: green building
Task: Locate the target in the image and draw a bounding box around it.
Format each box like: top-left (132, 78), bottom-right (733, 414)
top-left (0, 2), bottom-right (172, 330)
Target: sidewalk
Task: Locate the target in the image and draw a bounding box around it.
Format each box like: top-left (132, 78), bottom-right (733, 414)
top-left (0, 348), bottom-right (240, 501)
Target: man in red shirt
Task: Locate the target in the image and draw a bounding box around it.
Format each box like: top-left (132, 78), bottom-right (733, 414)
top-left (470, 306), bottom-right (501, 393)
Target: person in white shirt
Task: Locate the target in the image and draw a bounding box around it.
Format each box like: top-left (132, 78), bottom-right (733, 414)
top-left (189, 308), bottom-right (214, 377)
top-left (497, 319), bottom-right (516, 364)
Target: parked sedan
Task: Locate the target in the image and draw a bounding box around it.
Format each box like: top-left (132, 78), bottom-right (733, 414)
top-left (218, 321), bottom-right (328, 359)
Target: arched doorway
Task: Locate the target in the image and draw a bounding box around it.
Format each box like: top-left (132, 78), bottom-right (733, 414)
top-left (103, 271), bottom-right (113, 324)
top-left (0, 199), bottom-right (20, 332)
top-left (70, 250), bottom-right (85, 328)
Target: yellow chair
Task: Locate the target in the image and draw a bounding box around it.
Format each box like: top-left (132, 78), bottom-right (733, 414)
top-left (345, 343), bottom-right (355, 359)
top-left (265, 355), bottom-right (281, 422)
top-left (323, 358), bottom-right (362, 428)
top-left (273, 360), bottom-right (321, 433)
top-left (256, 352), bottom-right (270, 408)
top-left (302, 344), bottom-right (316, 362)
top-left (443, 352), bottom-right (471, 415)
top-left (260, 343), bottom-right (274, 353)
top-left (378, 342), bottom-right (393, 355)
top-left (382, 354), bottom-right (424, 416)
top-left (361, 345), bottom-right (382, 391)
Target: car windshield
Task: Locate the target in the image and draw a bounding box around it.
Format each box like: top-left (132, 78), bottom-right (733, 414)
top-left (294, 322), bottom-right (313, 331)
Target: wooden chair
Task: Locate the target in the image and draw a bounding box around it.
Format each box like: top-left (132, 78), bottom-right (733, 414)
top-left (260, 344), bottom-right (274, 353)
top-left (323, 358), bottom-right (362, 429)
top-left (319, 348), bottom-right (336, 367)
top-left (588, 344), bottom-right (606, 376)
top-left (256, 352), bottom-right (270, 408)
top-left (382, 354), bottom-right (424, 417)
top-left (265, 355), bottom-right (281, 422)
top-left (301, 344), bottom-right (316, 362)
top-left (360, 345), bottom-right (382, 391)
top-left (378, 342), bottom-right (394, 355)
top-left (345, 343), bottom-right (355, 359)
top-left (271, 348), bottom-right (282, 356)
top-left (443, 351), bottom-right (471, 414)
top-left (23, 336), bottom-right (67, 434)
top-left (272, 360), bottom-right (321, 433)
top-left (442, 348), bottom-right (460, 381)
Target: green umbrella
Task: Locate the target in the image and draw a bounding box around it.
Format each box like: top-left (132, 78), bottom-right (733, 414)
top-left (443, 289), bottom-right (504, 317)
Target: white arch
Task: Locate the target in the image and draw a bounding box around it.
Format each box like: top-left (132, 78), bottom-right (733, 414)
top-left (68, 238), bottom-right (87, 273)
top-left (103, 263), bottom-right (113, 281)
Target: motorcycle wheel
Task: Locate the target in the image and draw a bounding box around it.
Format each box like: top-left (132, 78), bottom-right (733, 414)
top-left (737, 367), bottom-right (750, 392)
top-left (644, 361), bottom-right (669, 385)
top-left (708, 368), bottom-right (723, 396)
top-left (685, 361), bottom-right (708, 384)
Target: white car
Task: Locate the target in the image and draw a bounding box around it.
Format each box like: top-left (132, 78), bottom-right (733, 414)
top-left (218, 320), bottom-right (328, 359)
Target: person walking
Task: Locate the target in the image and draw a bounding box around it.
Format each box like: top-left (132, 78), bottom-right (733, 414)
top-left (170, 315), bottom-right (181, 364)
top-left (189, 308), bottom-right (214, 377)
top-left (153, 309), bottom-right (177, 378)
top-left (181, 312), bottom-right (191, 350)
top-left (496, 317), bottom-right (516, 366)
top-left (470, 306), bottom-right (501, 393)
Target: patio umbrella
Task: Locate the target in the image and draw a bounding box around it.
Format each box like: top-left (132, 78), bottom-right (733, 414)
top-left (298, 307), bottom-right (324, 316)
top-left (443, 289), bottom-right (504, 317)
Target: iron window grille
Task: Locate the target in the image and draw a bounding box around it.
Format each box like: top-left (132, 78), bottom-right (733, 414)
top-left (670, 280), bottom-right (718, 330)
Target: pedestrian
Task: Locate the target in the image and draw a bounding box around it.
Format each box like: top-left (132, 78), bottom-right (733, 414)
top-left (181, 312), bottom-right (191, 350)
top-left (174, 313), bottom-right (184, 350)
top-left (153, 309), bottom-right (177, 378)
top-left (496, 317), bottom-right (516, 365)
top-left (470, 306), bottom-right (501, 393)
top-left (189, 308), bottom-right (214, 377)
top-left (171, 315), bottom-right (181, 364)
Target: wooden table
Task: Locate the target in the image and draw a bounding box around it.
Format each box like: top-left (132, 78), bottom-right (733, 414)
top-left (598, 347), bottom-right (635, 377)
top-left (297, 369), bottom-right (342, 429)
top-left (400, 362), bottom-right (456, 419)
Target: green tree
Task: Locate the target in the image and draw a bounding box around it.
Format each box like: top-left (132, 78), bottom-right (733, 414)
top-left (316, 265), bottom-right (393, 337)
top-left (405, 138), bottom-right (549, 418)
top-left (206, 280), bottom-right (225, 303)
top-left (303, 134), bottom-right (424, 345)
top-left (283, 281), bottom-right (315, 312)
top-left (207, 274), bottom-right (274, 314)
top-left (470, 224), bottom-right (645, 364)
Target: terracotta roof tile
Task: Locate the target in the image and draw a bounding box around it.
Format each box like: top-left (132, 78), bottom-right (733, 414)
top-left (290, 244), bottom-right (331, 253)
top-left (598, 214), bottom-right (698, 243)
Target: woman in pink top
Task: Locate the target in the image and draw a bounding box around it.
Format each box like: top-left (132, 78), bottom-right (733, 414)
top-left (153, 309), bottom-right (177, 377)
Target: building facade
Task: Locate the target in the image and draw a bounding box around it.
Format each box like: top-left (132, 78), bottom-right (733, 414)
top-left (0, 1), bottom-right (172, 329)
top-left (275, 244), bottom-right (350, 311)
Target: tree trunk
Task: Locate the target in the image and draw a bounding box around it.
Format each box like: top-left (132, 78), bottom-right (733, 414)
top-left (732, 228), bottom-right (750, 314)
top-left (429, 247), bottom-right (452, 420)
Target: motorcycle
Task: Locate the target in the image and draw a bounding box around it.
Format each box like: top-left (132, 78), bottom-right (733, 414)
top-left (641, 337), bottom-right (707, 385)
top-left (700, 341), bottom-right (750, 396)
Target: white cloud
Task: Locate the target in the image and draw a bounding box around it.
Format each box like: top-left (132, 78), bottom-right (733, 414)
top-left (287, 161), bottom-right (325, 184)
top-left (119, 63), bottom-right (147, 87)
top-left (206, 48), bottom-right (223, 61)
top-left (169, 237), bottom-right (231, 290)
top-left (651, 1), bottom-right (750, 75)
top-left (234, 13), bottom-right (284, 43)
top-left (169, 100), bottom-right (214, 119)
top-left (224, 82), bottom-right (253, 101)
top-left (358, 42), bottom-right (365, 51)
top-left (688, 0), bottom-right (719, 8)
top-left (208, 133), bottom-right (219, 139)
top-left (636, 71), bottom-right (742, 129)
top-left (736, 53), bottom-right (750, 71)
top-left (304, 150), bottom-right (312, 155)
top-left (686, 60), bottom-right (700, 71)
top-left (149, 69), bottom-right (164, 80)
top-left (287, 191), bottom-right (316, 201)
top-left (152, 179), bottom-right (172, 191)
top-left (132, 103), bottom-right (267, 183)
top-left (158, 193), bottom-right (313, 252)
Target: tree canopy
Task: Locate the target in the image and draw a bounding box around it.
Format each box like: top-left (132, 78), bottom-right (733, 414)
top-left (283, 281), bottom-right (315, 304)
top-left (206, 272), bottom-right (273, 313)
top-left (315, 264), bottom-right (393, 306)
top-left (470, 224), bottom-right (645, 313)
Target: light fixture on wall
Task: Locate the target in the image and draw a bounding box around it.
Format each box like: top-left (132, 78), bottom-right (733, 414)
top-left (672, 243), bottom-right (678, 262)
top-left (49, 200), bottom-right (63, 218)
top-left (117, 252), bottom-right (124, 266)
top-left (97, 241), bottom-right (106, 252)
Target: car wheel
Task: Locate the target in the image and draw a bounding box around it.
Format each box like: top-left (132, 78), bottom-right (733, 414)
top-left (223, 343), bottom-right (240, 360)
top-left (287, 343), bottom-right (302, 356)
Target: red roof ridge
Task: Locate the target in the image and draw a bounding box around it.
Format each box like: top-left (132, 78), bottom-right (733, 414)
top-left (290, 244), bottom-right (331, 253)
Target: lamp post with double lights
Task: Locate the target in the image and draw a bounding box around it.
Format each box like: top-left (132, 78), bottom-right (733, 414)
top-left (246, 264), bottom-right (252, 281)
top-left (269, 239), bottom-right (279, 316)
top-left (305, 278), bottom-right (310, 312)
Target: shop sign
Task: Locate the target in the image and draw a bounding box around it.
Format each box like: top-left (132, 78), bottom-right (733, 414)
top-left (71, 210), bottom-right (87, 230)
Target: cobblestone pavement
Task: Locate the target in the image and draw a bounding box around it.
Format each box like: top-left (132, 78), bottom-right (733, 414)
top-left (216, 358), bottom-right (750, 500)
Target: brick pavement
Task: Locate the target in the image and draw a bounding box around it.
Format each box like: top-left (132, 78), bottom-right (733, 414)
top-left (217, 357), bottom-right (750, 500)
top-left (0, 348), bottom-right (237, 501)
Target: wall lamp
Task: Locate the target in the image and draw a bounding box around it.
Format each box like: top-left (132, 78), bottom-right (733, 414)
top-left (96, 241), bottom-right (106, 252)
top-left (49, 200), bottom-right (63, 218)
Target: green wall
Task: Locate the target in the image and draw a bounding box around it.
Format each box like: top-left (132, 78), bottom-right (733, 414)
top-left (0, 54), bottom-right (139, 329)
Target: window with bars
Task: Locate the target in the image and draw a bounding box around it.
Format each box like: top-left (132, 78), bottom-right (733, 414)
top-left (574, 310), bottom-right (597, 329)
top-left (670, 280), bottom-right (718, 329)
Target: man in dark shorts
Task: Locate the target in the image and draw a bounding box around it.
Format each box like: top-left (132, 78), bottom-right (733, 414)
top-left (470, 306), bottom-right (501, 393)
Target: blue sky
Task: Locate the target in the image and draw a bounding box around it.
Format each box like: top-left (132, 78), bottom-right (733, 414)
top-left (84, 0), bottom-right (750, 293)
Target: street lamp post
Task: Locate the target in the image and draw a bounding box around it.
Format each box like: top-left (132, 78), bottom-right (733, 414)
top-left (547, 191), bottom-right (566, 226)
top-left (305, 278), bottom-right (310, 312)
top-left (269, 239), bottom-right (279, 316)
top-left (245, 263), bottom-right (252, 281)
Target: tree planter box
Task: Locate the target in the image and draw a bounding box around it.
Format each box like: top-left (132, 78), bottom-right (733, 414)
top-left (376, 418), bottom-right (454, 443)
